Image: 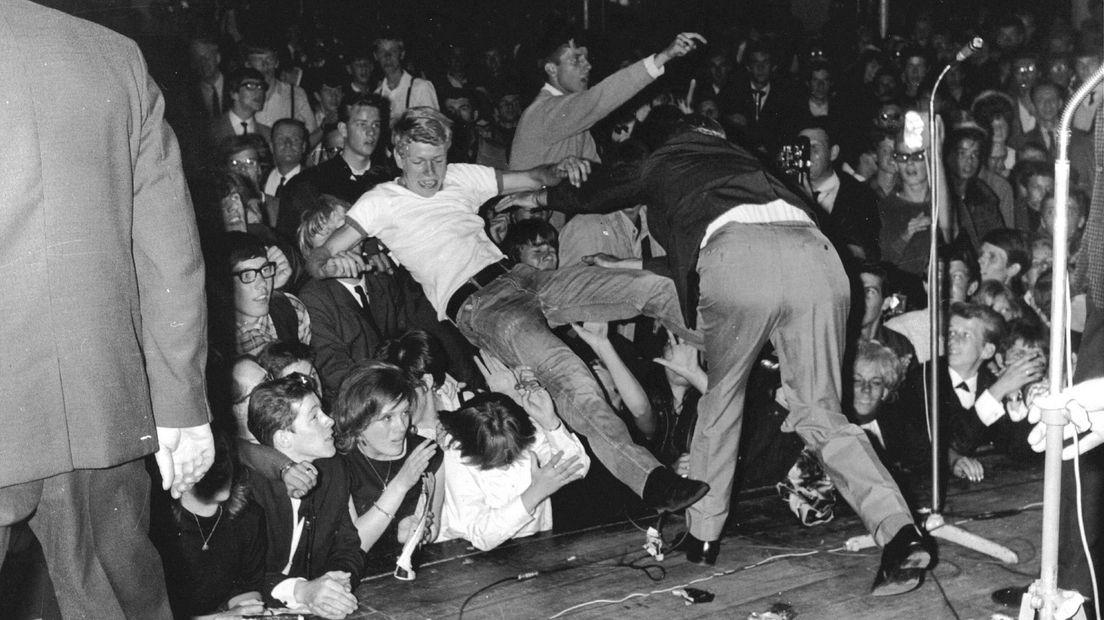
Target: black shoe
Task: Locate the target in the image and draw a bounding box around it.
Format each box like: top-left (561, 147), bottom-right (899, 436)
top-left (991, 585), bottom-right (1029, 608)
top-left (871, 525), bottom-right (934, 597)
top-left (679, 533), bottom-right (720, 565)
top-left (641, 467), bottom-right (710, 513)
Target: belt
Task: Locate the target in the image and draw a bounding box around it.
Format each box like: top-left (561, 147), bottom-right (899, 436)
top-left (445, 258), bottom-right (515, 322)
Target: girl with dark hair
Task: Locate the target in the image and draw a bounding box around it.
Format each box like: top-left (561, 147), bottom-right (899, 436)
top-left (331, 361), bottom-right (444, 563)
top-left (154, 432), bottom-right (267, 619)
top-left (435, 373), bottom-right (590, 551)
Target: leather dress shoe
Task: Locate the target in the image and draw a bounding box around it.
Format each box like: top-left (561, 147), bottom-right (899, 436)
top-left (991, 585), bottom-right (1029, 608)
top-left (641, 467), bottom-right (709, 513)
top-left (679, 533), bottom-right (720, 565)
top-left (871, 525), bottom-right (934, 596)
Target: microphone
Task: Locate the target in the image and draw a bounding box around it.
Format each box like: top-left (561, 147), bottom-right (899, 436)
top-left (955, 37), bottom-right (984, 63)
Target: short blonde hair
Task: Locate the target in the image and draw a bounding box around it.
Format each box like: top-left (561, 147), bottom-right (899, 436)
top-left (392, 107), bottom-right (452, 156)
top-left (855, 340), bottom-right (907, 395)
top-left (297, 193), bottom-right (349, 255)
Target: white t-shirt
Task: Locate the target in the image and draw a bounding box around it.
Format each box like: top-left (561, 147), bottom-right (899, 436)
top-left (344, 164), bottom-right (504, 319)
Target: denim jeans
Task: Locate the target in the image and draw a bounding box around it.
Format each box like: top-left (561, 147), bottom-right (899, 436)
top-left (453, 263), bottom-right (696, 494)
top-left (687, 222), bottom-right (914, 545)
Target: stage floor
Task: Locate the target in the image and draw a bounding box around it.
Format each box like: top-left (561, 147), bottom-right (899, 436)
top-left (352, 454), bottom-right (1049, 619)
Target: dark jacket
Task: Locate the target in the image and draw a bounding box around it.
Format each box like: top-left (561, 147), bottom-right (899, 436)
top-left (245, 456), bottom-right (364, 593)
top-left (550, 129), bottom-right (814, 324)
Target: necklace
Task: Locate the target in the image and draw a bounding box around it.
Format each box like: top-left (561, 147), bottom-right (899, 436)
top-left (192, 505), bottom-right (223, 552)
top-left (365, 456), bottom-right (393, 487)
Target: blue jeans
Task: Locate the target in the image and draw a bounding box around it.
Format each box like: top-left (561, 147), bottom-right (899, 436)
top-left (453, 263), bottom-right (696, 494)
top-left (688, 222), bottom-right (914, 545)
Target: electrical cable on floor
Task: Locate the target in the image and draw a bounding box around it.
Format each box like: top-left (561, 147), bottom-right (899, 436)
top-left (547, 548), bottom-right (821, 618)
top-left (929, 570), bottom-right (962, 620)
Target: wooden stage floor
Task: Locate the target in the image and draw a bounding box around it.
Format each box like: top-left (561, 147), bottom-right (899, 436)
top-left (351, 455), bottom-right (1049, 620)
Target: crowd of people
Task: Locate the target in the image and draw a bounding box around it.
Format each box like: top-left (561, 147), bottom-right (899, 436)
top-left (4, 0), bottom-right (1104, 618)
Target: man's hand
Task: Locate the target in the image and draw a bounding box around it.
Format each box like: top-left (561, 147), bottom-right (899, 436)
top-left (655, 32), bottom-right (707, 67)
top-left (267, 245), bottom-right (292, 290)
top-left (294, 573), bottom-right (358, 620)
top-left (519, 385), bottom-right (559, 431)
top-left (155, 424), bottom-right (215, 499)
top-left (320, 249), bottom-right (367, 279)
top-left (474, 350), bottom-right (519, 395)
top-left (493, 191), bottom-right (544, 215)
top-left (990, 351), bottom-right (1046, 401)
top-left (572, 321), bottom-right (609, 349)
top-left (952, 456), bottom-right (984, 482)
top-left (522, 450), bottom-right (585, 512)
top-left (581, 253), bottom-right (641, 270)
top-left (282, 461), bottom-right (318, 499)
top-left (554, 156), bottom-right (591, 187)
top-left (903, 213), bottom-right (932, 242)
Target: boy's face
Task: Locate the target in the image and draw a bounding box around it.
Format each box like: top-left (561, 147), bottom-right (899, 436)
top-left (1026, 174), bottom-right (1054, 208)
top-left (978, 242), bottom-right (1016, 284)
top-left (1001, 339), bottom-right (1045, 367)
top-left (232, 256), bottom-right (274, 319)
top-left (518, 238), bottom-right (558, 271)
top-left (948, 315), bottom-right (996, 374)
top-left (280, 393), bottom-right (335, 461)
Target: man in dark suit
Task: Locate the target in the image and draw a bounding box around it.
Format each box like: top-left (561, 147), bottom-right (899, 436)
top-left (723, 43), bottom-right (798, 155)
top-left (297, 205), bottom-right (406, 400)
top-left (246, 375), bottom-right (362, 619)
top-left (796, 119), bottom-right (882, 260)
top-left (210, 67), bottom-right (273, 147)
top-left (190, 37), bottom-right (225, 119)
top-left (0, 2), bottom-right (214, 617)
top-left (901, 302), bottom-right (1043, 484)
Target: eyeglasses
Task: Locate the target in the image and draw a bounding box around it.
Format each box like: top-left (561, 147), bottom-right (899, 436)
top-left (240, 81), bottom-right (268, 91)
top-left (893, 151), bottom-right (927, 163)
top-left (230, 157), bottom-right (260, 168)
top-left (233, 261), bottom-right (277, 284)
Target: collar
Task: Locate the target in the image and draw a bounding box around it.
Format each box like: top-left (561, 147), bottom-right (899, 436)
top-left (337, 277), bottom-right (366, 303)
top-left (542, 82), bottom-right (565, 97)
top-left (228, 109), bottom-right (247, 126)
top-left (379, 71), bottom-right (412, 95)
top-left (812, 169), bottom-right (840, 194)
top-left (948, 367), bottom-right (978, 393)
top-left (751, 81), bottom-right (771, 95)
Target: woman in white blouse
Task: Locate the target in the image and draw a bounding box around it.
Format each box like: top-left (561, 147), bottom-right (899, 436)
top-left (435, 387), bottom-right (590, 551)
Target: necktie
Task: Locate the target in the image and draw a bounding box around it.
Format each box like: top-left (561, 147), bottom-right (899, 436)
top-left (753, 89), bottom-right (765, 121)
top-left (955, 381), bottom-right (970, 392)
top-left (211, 86), bottom-right (221, 116)
top-left (277, 176), bottom-right (286, 193)
top-left (241, 121), bottom-right (249, 136)
top-left (353, 284), bottom-right (383, 340)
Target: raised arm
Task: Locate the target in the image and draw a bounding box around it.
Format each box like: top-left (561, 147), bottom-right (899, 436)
top-left (305, 224), bottom-right (367, 280)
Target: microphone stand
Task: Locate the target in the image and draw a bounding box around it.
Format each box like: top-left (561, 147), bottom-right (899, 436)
top-left (1017, 58), bottom-right (1104, 620)
top-left (916, 59), bottom-right (1019, 564)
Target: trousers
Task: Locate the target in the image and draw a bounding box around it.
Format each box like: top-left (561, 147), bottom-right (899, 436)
top-left (687, 222), bottom-right (914, 544)
top-left (454, 262), bottom-right (696, 494)
top-left (0, 459), bottom-right (171, 619)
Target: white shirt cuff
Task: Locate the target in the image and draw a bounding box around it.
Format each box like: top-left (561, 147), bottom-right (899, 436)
top-left (643, 55), bottom-right (665, 79)
top-left (271, 577), bottom-right (308, 608)
top-left (975, 390), bottom-right (1006, 426)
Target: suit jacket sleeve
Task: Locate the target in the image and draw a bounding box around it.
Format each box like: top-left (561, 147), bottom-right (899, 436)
top-left (130, 42), bottom-right (211, 428)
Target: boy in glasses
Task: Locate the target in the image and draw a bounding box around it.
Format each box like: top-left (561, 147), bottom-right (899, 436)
top-left (228, 232), bottom-right (310, 355)
top-left (210, 67), bottom-right (272, 146)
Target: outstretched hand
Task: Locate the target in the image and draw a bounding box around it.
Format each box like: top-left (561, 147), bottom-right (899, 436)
top-left (657, 32), bottom-right (707, 66)
top-left (554, 156), bottom-right (591, 187)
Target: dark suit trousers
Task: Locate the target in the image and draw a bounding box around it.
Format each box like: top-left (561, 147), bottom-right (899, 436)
top-left (687, 222), bottom-right (914, 544)
top-left (0, 459), bottom-right (171, 619)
